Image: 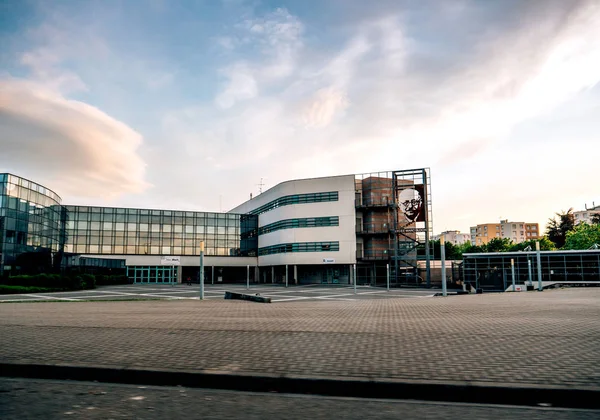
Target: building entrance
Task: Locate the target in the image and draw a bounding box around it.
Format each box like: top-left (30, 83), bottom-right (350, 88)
top-left (127, 266), bottom-right (178, 284)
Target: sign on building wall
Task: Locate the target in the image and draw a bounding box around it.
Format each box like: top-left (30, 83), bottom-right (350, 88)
top-left (160, 256), bottom-right (181, 265)
top-left (398, 184), bottom-right (426, 222)
top-left (323, 258), bottom-right (335, 264)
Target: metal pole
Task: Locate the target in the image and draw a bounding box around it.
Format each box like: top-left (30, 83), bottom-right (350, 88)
top-left (423, 169), bottom-right (431, 288)
top-left (440, 234), bottom-right (447, 297)
top-left (386, 263), bottom-right (390, 291)
top-left (511, 258), bottom-right (516, 292)
top-left (246, 265), bottom-right (250, 290)
top-left (527, 259), bottom-right (533, 287)
top-left (536, 241), bottom-right (543, 291)
top-left (199, 241), bottom-right (204, 300)
top-left (353, 264), bottom-right (357, 294)
top-left (285, 264), bottom-right (288, 288)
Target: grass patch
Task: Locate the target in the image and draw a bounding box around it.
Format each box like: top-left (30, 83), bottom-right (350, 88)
top-left (0, 285), bottom-right (63, 295)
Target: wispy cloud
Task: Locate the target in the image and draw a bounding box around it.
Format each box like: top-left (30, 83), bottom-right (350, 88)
top-left (0, 79), bottom-right (150, 199)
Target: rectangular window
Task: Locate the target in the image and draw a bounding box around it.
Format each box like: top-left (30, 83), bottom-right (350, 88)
top-left (249, 192), bottom-right (338, 215)
top-left (258, 241), bottom-right (339, 256)
top-left (255, 216), bottom-right (339, 236)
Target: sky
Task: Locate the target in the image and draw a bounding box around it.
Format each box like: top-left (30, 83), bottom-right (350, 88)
top-left (1, 0), bottom-right (599, 234)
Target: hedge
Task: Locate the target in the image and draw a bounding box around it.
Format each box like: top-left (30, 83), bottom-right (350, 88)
top-left (0, 285), bottom-right (62, 295)
top-left (1, 273), bottom-right (96, 291)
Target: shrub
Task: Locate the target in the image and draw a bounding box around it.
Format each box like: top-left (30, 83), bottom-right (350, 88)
top-left (0, 285), bottom-right (61, 295)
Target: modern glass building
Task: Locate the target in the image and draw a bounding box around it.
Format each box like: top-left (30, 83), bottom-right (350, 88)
top-left (0, 174), bottom-right (64, 275)
top-left (2, 169), bottom-right (434, 285)
top-left (0, 173), bottom-right (257, 282)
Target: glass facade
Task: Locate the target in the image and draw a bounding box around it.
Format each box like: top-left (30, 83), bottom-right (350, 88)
top-left (0, 172), bottom-right (258, 276)
top-left (258, 241), bottom-right (340, 256)
top-left (0, 174), bottom-right (64, 275)
top-left (257, 216), bottom-right (339, 236)
top-left (249, 191), bottom-right (338, 215)
top-left (64, 205), bottom-right (257, 257)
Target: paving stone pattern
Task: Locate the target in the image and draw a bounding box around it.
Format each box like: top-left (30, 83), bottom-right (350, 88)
top-left (1, 289), bottom-right (599, 389)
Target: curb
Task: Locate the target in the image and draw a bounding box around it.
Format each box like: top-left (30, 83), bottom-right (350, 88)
top-left (1, 363), bottom-right (598, 409)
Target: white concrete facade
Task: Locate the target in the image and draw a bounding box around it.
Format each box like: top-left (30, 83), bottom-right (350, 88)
top-left (433, 231), bottom-right (470, 245)
top-left (574, 205), bottom-right (599, 225)
top-left (230, 175), bottom-right (357, 267)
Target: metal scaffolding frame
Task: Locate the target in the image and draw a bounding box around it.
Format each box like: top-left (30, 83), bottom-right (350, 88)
top-left (355, 168), bottom-right (433, 287)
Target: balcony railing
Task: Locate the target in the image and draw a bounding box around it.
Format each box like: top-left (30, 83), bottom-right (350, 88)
top-left (356, 223), bottom-right (391, 235)
top-left (355, 199), bottom-right (393, 209)
top-left (357, 249), bottom-right (391, 260)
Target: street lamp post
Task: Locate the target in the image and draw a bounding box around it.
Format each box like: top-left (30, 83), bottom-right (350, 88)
top-left (440, 235), bottom-right (447, 297)
top-left (386, 263), bottom-right (390, 291)
top-left (536, 241), bottom-right (543, 291)
top-left (511, 258), bottom-right (516, 292)
top-left (199, 241), bottom-right (205, 300)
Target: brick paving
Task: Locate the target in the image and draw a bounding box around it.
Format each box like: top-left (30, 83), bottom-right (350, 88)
top-left (1, 289), bottom-right (599, 389)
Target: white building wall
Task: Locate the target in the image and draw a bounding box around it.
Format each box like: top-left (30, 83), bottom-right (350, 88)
top-left (574, 206), bottom-right (599, 225)
top-left (230, 175), bottom-right (356, 266)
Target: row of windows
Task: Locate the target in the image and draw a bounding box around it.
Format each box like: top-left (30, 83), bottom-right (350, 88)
top-left (0, 174), bottom-right (61, 203)
top-left (66, 212), bottom-right (241, 226)
top-left (66, 244), bottom-right (240, 256)
top-left (67, 236), bottom-right (240, 248)
top-left (258, 241), bottom-right (340, 256)
top-left (66, 205), bottom-right (244, 219)
top-left (250, 192), bottom-right (338, 215)
top-left (0, 196), bottom-right (62, 220)
top-left (67, 222), bottom-right (239, 234)
top-left (257, 216), bottom-right (339, 236)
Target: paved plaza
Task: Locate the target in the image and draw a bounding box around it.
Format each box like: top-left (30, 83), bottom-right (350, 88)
top-left (1, 288), bottom-right (599, 392)
top-left (0, 283), bottom-right (438, 303)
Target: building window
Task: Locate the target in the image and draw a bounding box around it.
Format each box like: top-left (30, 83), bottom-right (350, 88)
top-left (255, 216), bottom-right (339, 236)
top-left (258, 241), bottom-right (340, 256)
top-left (249, 192), bottom-right (339, 215)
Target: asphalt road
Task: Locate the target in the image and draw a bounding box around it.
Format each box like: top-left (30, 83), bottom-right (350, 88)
top-left (1, 378), bottom-right (598, 420)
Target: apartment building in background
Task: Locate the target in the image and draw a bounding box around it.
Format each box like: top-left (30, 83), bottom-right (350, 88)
top-left (574, 202), bottom-right (599, 225)
top-left (433, 230), bottom-right (470, 245)
top-left (470, 220), bottom-right (540, 246)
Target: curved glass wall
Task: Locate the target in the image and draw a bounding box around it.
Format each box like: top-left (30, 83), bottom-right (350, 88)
top-left (0, 173), bottom-right (63, 275)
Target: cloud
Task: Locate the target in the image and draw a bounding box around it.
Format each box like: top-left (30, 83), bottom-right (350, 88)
top-left (215, 8), bottom-right (304, 109)
top-left (215, 63), bottom-right (258, 109)
top-left (156, 1), bottom-right (600, 228)
top-left (0, 79), bottom-right (149, 199)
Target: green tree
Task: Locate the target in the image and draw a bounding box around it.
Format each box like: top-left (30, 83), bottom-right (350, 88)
top-left (429, 240), bottom-right (462, 260)
top-left (563, 223), bottom-right (600, 250)
top-left (508, 237), bottom-right (555, 252)
top-left (458, 243), bottom-right (485, 255)
top-left (546, 208), bottom-right (575, 248)
top-left (483, 237), bottom-right (513, 252)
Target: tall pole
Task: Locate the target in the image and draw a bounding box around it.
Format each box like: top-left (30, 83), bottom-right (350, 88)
top-left (199, 241), bottom-right (205, 300)
top-left (511, 258), bottom-right (516, 292)
top-left (353, 264), bottom-right (357, 294)
top-left (246, 265), bottom-right (250, 290)
top-left (536, 241), bottom-right (543, 291)
top-left (386, 263), bottom-right (390, 291)
top-left (527, 259), bottom-right (533, 287)
top-left (423, 169), bottom-right (431, 288)
top-left (440, 234), bottom-right (447, 297)
top-left (285, 264), bottom-right (288, 288)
